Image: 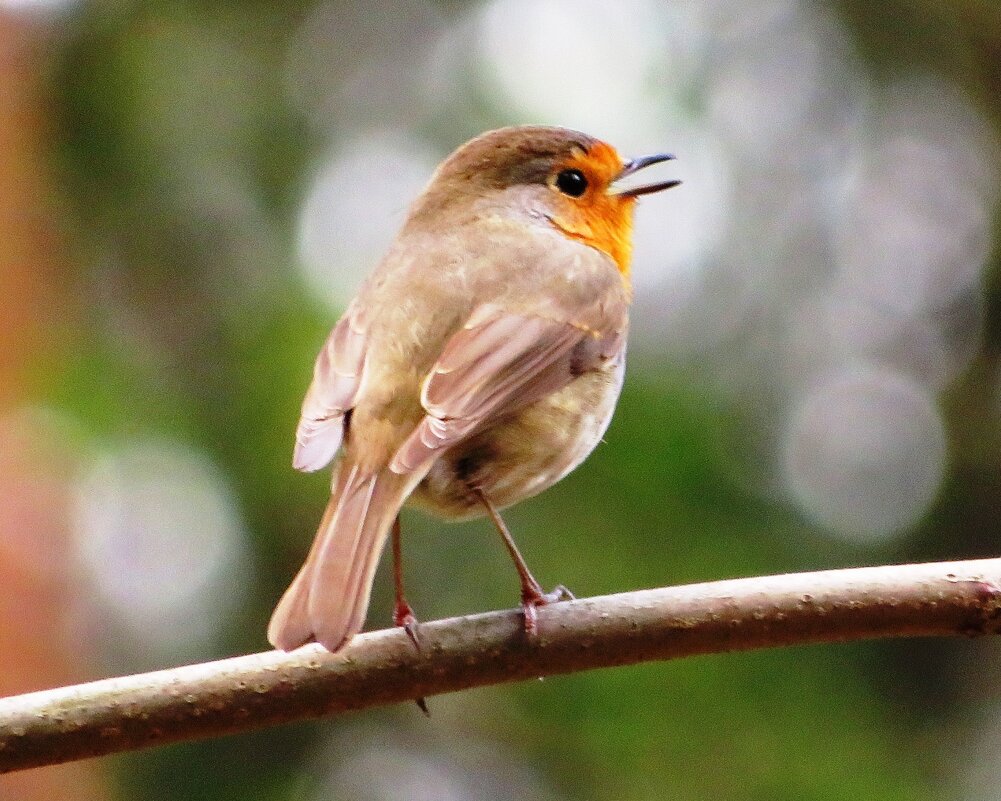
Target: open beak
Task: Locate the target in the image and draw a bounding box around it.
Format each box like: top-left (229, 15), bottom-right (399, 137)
top-left (612, 153), bottom-right (681, 197)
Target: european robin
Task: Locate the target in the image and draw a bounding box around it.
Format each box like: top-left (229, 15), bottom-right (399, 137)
top-left (269, 125), bottom-right (679, 653)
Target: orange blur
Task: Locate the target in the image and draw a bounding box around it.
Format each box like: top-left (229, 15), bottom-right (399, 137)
top-left (0, 11), bottom-right (105, 801)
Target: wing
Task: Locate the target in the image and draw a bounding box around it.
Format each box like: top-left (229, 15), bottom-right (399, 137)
top-left (389, 304), bottom-right (624, 474)
top-left (292, 301), bottom-right (369, 472)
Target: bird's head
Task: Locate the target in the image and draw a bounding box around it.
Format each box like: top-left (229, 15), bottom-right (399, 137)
top-left (407, 125), bottom-right (679, 278)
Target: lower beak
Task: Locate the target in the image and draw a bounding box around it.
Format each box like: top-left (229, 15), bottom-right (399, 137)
top-left (612, 153), bottom-right (681, 197)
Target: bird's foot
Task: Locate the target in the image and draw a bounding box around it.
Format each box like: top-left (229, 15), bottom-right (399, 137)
top-left (521, 584), bottom-right (575, 637)
top-left (393, 599), bottom-right (422, 653)
top-left (393, 600), bottom-right (429, 715)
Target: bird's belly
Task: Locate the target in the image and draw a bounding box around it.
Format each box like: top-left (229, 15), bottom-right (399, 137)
top-left (410, 361), bottom-right (625, 519)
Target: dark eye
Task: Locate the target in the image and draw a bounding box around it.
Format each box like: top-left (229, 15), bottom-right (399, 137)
top-left (554, 168), bottom-right (588, 197)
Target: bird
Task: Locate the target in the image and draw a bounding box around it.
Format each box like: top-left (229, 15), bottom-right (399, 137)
top-left (268, 125), bottom-right (679, 653)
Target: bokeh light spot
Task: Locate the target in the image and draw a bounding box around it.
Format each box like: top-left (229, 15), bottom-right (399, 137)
top-left (297, 132), bottom-right (439, 308)
top-left (782, 366), bottom-right (946, 540)
top-left (834, 75), bottom-right (998, 319)
top-left (0, 0), bottom-right (77, 14)
top-left (474, 0), bottom-right (675, 146)
top-left (71, 440), bottom-right (249, 657)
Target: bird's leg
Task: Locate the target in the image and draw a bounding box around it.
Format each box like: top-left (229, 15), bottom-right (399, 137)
top-left (391, 515), bottom-right (429, 716)
top-left (391, 515), bottom-right (421, 652)
top-left (473, 488), bottom-right (574, 636)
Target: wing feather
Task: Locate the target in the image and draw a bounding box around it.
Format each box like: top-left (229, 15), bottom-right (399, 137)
top-left (390, 305), bottom-right (622, 474)
top-left (293, 301), bottom-right (369, 472)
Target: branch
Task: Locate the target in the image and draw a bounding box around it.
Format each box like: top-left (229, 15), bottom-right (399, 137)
top-left (2, 558), bottom-right (1000, 773)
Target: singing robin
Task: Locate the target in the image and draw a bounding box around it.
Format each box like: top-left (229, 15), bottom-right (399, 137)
top-left (268, 125), bottom-right (679, 653)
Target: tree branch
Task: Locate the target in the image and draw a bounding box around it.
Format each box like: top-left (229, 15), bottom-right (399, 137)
top-left (2, 558), bottom-right (1000, 773)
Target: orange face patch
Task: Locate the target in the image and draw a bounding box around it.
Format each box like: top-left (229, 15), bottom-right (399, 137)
top-left (545, 141), bottom-right (637, 285)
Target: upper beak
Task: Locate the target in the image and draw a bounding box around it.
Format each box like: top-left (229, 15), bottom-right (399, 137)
top-left (612, 153), bottom-right (681, 197)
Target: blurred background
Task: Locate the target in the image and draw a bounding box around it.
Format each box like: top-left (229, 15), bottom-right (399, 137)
top-left (2, 0), bottom-right (1001, 798)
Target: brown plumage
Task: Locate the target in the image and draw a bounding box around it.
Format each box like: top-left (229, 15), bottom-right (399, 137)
top-left (269, 125), bottom-right (679, 652)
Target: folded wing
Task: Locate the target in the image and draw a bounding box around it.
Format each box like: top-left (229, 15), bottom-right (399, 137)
top-left (293, 301), bottom-right (369, 472)
top-left (390, 304), bottom-right (623, 474)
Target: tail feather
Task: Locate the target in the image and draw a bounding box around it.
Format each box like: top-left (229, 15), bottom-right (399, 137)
top-left (266, 499), bottom-right (336, 650)
top-left (268, 462), bottom-right (414, 652)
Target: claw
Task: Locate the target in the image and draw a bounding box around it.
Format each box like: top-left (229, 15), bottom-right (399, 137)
top-left (393, 601), bottom-right (422, 653)
top-left (403, 621), bottom-right (421, 652)
top-left (544, 584), bottom-right (575, 603)
top-left (520, 584), bottom-right (574, 637)
top-left (522, 595), bottom-right (540, 637)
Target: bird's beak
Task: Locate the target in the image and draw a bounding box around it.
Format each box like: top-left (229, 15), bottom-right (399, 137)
top-left (611, 153), bottom-right (681, 197)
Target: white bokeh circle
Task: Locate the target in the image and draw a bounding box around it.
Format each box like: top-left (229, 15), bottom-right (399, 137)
top-left (782, 365), bottom-right (946, 539)
top-left (71, 439), bottom-right (249, 655)
top-left (297, 132), bottom-right (440, 308)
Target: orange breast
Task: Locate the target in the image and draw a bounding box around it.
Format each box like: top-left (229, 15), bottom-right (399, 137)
top-left (546, 141), bottom-right (637, 288)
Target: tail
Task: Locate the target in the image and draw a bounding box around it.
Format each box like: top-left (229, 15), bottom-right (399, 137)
top-left (268, 462), bottom-right (414, 652)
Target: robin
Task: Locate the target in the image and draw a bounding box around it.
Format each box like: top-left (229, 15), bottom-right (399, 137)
top-left (269, 125), bottom-right (679, 653)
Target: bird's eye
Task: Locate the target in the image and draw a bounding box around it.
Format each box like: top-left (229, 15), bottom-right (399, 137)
top-left (554, 168), bottom-right (588, 197)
